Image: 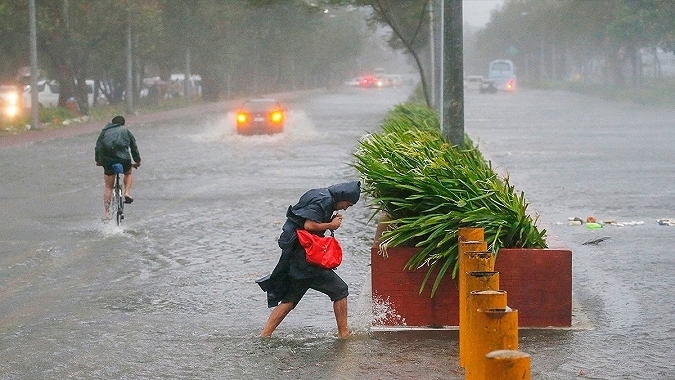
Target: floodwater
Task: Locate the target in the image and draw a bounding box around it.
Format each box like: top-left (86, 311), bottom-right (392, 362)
top-left (0, 85), bottom-right (674, 379)
top-left (467, 88), bottom-right (675, 379)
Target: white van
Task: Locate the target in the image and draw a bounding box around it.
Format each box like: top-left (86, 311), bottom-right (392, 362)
top-left (23, 79), bottom-right (104, 109)
top-left (23, 80), bottom-right (60, 108)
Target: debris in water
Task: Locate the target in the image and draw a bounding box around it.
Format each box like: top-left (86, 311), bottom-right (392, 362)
top-left (582, 236), bottom-right (610, 245)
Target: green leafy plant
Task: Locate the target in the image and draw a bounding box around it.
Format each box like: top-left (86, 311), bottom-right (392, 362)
top-left (352, 103), bottom-right (547, 296)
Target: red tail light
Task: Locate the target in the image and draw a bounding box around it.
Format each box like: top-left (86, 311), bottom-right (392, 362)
top-left (236, 112), bottom-right (248, 124)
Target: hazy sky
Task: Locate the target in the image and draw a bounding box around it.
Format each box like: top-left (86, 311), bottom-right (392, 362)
top-left (463, 0), bottom-right (505, 27)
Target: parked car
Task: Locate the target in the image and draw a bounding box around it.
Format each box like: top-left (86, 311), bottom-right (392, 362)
top-left (235, 98), bottom-right (285, 135)
top-left (0, 84), bottom-right (24, 121)
top-left (464, 75), bottom-right (484, 92)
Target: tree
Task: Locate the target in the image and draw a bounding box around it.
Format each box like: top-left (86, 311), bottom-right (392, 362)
top-left (0, 0), bottom-right (381, 106)
top-left (336, 0), bottom-right (433, 105)
top-left (474, 0), bottom-right (675, 89)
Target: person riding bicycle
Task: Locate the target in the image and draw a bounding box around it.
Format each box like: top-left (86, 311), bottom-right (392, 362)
top-left (95, 115), bottom-right (141, 219)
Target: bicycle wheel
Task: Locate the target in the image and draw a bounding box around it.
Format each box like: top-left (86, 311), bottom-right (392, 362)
top-left (115, 174), bottom-right (124, 226)
top-left (108, 174), bottom-right (123, 225)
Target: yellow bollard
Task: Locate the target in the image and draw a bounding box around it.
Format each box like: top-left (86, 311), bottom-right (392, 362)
top-left (458, 251), bottom-right (494, 367)
top-left (458, 240), bottom-right (488, 324)
top-left (458, 227), bottom-right (484, 242)
top-left (466, 308), bottom-right (519, 380)
top-left (465, 289), bottom-right (507, 377)
top-left (484, 350), bottom-right (531, 380)
top-left (466, 271), bottom-right (500, 294)
top-left (458, 242), bottom-right (489, 266)
top-left (464, 272), bottom-right (501, 352)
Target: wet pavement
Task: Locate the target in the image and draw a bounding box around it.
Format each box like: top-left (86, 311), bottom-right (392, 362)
top-left (1, 86), bottom-right (674, 379)
top-left (467, 89), bottom-right (675, 379)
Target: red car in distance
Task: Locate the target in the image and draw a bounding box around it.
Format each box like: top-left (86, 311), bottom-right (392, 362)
top-left (235, 98), bottom-right (285, 135)
top-left (359, 75), bottom-right (382, 88)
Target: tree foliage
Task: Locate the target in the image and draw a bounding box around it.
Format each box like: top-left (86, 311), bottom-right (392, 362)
top-left (0, 0), bottom-right (369, 112)
top-left (471, 0), bottom-right (675, 88)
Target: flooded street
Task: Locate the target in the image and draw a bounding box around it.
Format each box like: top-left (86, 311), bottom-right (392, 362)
top-left (1, 85), bottom-right (674, 379)
top-left (467, 89), bottom-right (675, 379)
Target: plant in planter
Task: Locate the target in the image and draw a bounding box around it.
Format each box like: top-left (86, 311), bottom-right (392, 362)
top-left (352, 103), bottom-right (547, 297)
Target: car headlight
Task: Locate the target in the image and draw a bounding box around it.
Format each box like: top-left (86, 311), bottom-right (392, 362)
top-left (6, 92), bottom-right (18, 104)
top-left (4, 104), bottom-right (19, 117)
top-left (269, 111), bottom-right (283, 124)
top-left (236, 112), bottom-right (248, 124)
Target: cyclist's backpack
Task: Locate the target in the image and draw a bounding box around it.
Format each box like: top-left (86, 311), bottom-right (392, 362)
top-left (101, 126), bottom-right (127, 155)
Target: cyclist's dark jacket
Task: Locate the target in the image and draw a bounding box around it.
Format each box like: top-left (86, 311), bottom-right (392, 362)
top-left (264, 181), bottom-right (361, 307)
top-left (95, 122), bottom-right (141, 167)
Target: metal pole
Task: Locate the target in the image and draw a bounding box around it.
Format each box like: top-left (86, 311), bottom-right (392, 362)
top-left (125, 6), bottom-right (134, 115)
top-left (29, 0), bottom-right (40, 130)
top-left (436, 0), bottom-right (444, 126)
top-left (185, 47), bottom-right (192, 101)
top-left (442, 0), bottom-right (464, 145)
top-left (430, 0), bottom-right (443, 111)
top-left (429, 1), bottom-right (435, 108)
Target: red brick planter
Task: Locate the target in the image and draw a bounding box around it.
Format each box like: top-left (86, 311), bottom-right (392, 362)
top-left (371, 242), bottom-right (572, 328)
top-left (371, 245), bottom-right (460, 327)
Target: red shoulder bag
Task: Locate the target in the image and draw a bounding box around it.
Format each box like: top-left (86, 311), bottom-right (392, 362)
top-left (296, 229), bottom-right (343, 269)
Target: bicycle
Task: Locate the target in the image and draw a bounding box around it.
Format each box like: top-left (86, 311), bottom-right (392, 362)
top-left (107, 163), bottom-right (138, 226)
top-left (108, 163), bottom-right (126, 225)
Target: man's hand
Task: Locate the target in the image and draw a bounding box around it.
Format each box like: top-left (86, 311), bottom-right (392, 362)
top-left (328, 214), bottom-right (343, 230)
top-left (304, 215), bottom-right (343, 233)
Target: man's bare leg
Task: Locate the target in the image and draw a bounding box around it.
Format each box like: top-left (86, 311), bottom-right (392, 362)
top-left (123, 172), bottom-right (133, 199)
top-left (334, 297), bottom-right (349, 338)
top-left (260, 302), bottom-right (294, 337)
top-left (103, 174), bottom-right (115, 218)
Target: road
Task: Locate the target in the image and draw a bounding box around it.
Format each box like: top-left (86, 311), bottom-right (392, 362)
top-left (1, 85), bottom-right (674, 379)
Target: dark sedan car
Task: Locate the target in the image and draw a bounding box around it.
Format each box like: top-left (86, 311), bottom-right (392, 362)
top-left (235, 98), bottom-right (285, 135)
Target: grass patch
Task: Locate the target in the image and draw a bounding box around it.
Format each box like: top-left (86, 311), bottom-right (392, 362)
top-left (527, 78), bottom-right (675, 107)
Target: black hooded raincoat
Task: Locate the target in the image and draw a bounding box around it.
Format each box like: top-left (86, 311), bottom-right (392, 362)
top-left (260, 181), bottom-right (361, 308)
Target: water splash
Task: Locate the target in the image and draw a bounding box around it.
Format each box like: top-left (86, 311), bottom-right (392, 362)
top-left (98, 220), bottom-right (126, 236)
top-left (371, 294), bottom-right (406, 326)
top-left (193, 110), bottom-right (319, 143)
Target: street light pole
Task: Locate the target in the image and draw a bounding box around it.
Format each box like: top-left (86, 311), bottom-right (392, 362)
top-left (442, 0), bottom-right (464, 146)
top-left (430, 0), bottom-right (443, 113)
top-left (29, 0), bottom-right (40, 130)
top-left (125, 5), bottom-right (134, 115)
